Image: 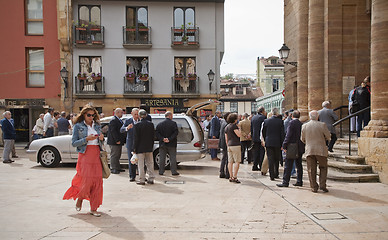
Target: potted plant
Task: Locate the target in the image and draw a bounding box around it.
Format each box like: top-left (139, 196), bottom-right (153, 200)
top-left (139, 73), bottom-right (149, 81)
top-left (174, 73), bottom-right (184, 80)
top-left (125, 72), bottom-right (136, 83)
top-left (89, 22), bottom-right (101, 31)
top-left (186, 22), bottom-right (196, 33)
top-left (77, 72), bottom-right (87, 80)
top-left (138, 26), bottom-right (148, 32)
top-left (76, 23), bottom-right (88, 31)
top-left (92, 40), bottom-right (103, 44)
top-left (91, 73), bottom-right (102, 80)
top-left (182, 36), bottom-right (188, 42)
top-left (126, 26), bottom-right (136, 32)
top-left (188, 73), bottom-right (197, 80)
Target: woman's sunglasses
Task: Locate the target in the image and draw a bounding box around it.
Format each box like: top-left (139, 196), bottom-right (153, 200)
top-left (86, 113), bottom-right (96, 117)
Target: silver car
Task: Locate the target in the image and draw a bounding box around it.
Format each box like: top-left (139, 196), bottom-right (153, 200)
top-left (27, 100), bottom-right (219, 168)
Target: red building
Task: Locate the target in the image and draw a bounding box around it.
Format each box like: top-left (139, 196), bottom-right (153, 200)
top-left (0, 0), bottom-right (61, 142)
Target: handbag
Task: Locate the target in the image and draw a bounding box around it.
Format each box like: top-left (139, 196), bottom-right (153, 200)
top-left (286, 142), bottom-right (299, 159)
top-left (350, 100), bottom-right (360, 114)
top-left (207, 139), bottom-right (220, 149)
top-left (99, 140), bottom-right (110, 179)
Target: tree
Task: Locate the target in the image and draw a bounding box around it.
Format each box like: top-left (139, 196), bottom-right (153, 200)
top-left (222, 73), bottom-right (234, 80)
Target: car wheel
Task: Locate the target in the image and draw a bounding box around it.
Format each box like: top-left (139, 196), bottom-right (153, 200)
top-left (153, 149), bottom-right (171, 170)
top-left (38, 146), bottom-right (61, 168)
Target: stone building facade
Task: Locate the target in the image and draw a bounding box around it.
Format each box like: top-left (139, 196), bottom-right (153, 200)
top-left (256, 56), bottom-right (284, 96)
top-left (283, 0), bottom-right (388, 183)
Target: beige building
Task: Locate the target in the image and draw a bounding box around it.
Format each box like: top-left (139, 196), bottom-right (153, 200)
top-left (283, 0), bottom-right (388, 183)
top-left (256, 56), bottom-right (284, 96)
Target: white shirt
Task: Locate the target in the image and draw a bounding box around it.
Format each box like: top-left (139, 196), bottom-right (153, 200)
top-left (43, 112), bottom-right (54, 132)
top-left (85, 121), bottom-right (99, 145)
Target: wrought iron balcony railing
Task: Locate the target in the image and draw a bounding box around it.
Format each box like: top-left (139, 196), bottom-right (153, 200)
top-left (171, 27), bottom-right (199, 48)
top-left (172, 76), bottom-right (199, 95)
top-left (74, 25), bottom-right (105, 48)
top-left (123, 76), bottom-right (152, 97)
top-left (75, 76), bottom-right (105, 97)
top-left (123, 26), bottom-right (152, 48)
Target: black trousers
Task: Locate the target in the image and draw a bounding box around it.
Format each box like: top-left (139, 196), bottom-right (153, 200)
top-left (220, 147), bottom-right (229, 178)
top-left (240, 140), bottom-right (252, 164)
top-left (282, 156), bottom-right (303, 186)
top-left (252, 141), bottom-right (265, 169)
top-left (266, 147), bottom-right (281, 179)
top-left (327, 133), bottom-right (337, 151)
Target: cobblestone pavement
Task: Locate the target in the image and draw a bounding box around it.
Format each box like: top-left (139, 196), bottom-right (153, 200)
top-left (1, 147), bottom-right (388, 240)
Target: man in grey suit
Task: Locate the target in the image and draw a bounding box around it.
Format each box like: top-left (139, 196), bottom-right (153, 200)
top-left (318, 101), bottom-right (339, 152)
top-left (301, 110), bottom-right (331, 193)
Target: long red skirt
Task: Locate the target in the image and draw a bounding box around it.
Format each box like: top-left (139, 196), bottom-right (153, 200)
top-left (63, 145), bottom-right (103, 211)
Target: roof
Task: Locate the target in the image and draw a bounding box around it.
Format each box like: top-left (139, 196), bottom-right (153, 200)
top-left (219, 86), bottom-right (264, 101)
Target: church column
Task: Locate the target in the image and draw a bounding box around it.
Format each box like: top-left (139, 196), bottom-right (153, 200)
top-left (307, 0), bottom-right (325, 111)
top-left (297, 0), bottom-right (309, 121)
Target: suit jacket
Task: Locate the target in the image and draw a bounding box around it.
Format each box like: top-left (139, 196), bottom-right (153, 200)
top-left (282, 119), bottom-right (305, 155)
top-left (133, 119), bottom-right (155, 153)
top-left (238, 118), bottom-right (251, 142)
top-left (301, 120), bottom-right (331, 157)
top-left (107, 116), bottom-right (126, 145)
top-left (251, 113), bottom-right (266, 143)
top-left (155, 118), bottom-right (178, 148)
top-left (218, 119), bottom-right (228, 150)
top-left (120, 117), bottom-right (139, 151)
top-left (209, 116), bottom-right (221, 138)
top-left (262, 116), bottom-right (284, 148)
top-left (318, 107), bottom-right (339, 134)
top-left (1, 118), bottom-right (16, 140)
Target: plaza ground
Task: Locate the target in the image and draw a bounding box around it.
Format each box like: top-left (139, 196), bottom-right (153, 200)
top-left (0, 146), bottom-right (387, 240)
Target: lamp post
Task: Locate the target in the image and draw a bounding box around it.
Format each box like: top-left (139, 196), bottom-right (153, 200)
top-left (60, 67), bottom-right (69, 98)
top-left (207, 69), bottom-right (215, 92)
top-left (278, 44), bottom-right (298, 67)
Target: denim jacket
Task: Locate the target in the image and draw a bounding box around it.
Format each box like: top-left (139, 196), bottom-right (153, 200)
top-left (72, 121), bottom-right (102, 153)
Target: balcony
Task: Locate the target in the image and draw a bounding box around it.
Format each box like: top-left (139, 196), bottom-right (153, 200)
top-left (75, 76), bottom-right (106, 98)
top-left (74, 25), bottom-right (105, 48)
top-left (123, 76), bottom-right (152, 98)
top-left (171, 27), bottom-right (199, 49)
top-left (123, 26), bottom-right (152, 48)
top-left (172, 76), bottom-right (200, 98)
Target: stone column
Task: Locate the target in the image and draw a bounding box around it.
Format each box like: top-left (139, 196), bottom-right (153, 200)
top-left (359, 0), bottom-right (388, 184)
top-left (307, 0), bottom-right (325, 111)
top-left (297, 0), bottom-right (309, 121)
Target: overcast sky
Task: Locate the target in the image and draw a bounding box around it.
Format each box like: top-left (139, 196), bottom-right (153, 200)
top-left (220, 0), bottom-right (284, 76)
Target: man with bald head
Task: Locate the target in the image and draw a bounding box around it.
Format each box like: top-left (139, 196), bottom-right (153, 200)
top-left (301, 110), bottom-right (331, 193)
top-left (107, 108), bottom-right (126, 174)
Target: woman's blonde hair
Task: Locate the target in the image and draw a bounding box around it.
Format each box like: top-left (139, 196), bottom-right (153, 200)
top-left (74, 104), bottom-right (100, 124)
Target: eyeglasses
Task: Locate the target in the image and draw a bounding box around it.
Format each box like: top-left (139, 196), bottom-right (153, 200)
top-left (86, 113), bottom-right (96, 117)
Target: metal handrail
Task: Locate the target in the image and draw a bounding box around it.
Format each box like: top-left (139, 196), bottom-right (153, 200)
top-left (333, 105), bottom-right (348, 137)
top-left (333, 106), bottom-right (371, 155)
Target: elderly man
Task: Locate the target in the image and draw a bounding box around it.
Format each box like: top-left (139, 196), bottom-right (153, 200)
top-left (43, 108), bottom-right (54, 138)
top-left (318, 101), bottom-right (339, 152)
top-left (251, 106), bottom-right (266, 171)
top-left (155, 111), bottom-right (179, 176)
top-left (1, 111), bottom-right (16, 163)
top-left (121, 108), bottom-right (140, 181)
top-left (133, 110), bottom-right (155, 185)
top-left (301, 110), bottom-right (331, 193)
top-left (209, 111), bottom-right (222, 160)
top-left (57, 111), bottom-right (71, 136)
top-left (108, 108), bottom-right (126, 174)
top-left (262, 108), bottom-right (284, 181)
top-left (238, 113), bottom-right (252, 164)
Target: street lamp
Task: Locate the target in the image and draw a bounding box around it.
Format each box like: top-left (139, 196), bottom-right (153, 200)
top-left (278, 43), bottom-right (297, 67)
top-left (60, 67), bottom-right (68, 97)
top-left (207, 69), bottom-right (215, 91)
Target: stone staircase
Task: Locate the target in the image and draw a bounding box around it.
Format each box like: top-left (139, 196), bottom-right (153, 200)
top-left (326, 135), bottom-right (380, 182)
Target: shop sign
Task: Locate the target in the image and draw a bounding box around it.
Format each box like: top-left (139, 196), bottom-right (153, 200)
top-left (3, 99), bottom-right (46, 107)
top-left (141, 98), bottom-right (183, 107)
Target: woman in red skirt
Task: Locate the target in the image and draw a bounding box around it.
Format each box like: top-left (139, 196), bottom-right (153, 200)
top-left (63, 105), bottom-right (105, 217)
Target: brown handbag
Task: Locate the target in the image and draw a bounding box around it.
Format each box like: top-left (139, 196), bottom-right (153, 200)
top-left (207, 139), bottom-right (220, 149)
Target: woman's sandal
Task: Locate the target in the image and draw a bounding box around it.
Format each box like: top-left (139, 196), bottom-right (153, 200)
top-left (90, 211), bottom-right (101, 217)
top-left (229, 177), bottom-right (235, 182)
top-left (234, 179), bottom-right (241, 184)
top-left (75, 199), bottom-right (83, 212)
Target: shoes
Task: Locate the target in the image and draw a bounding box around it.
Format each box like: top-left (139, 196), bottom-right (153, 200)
top-left (119, 169), bottom-right (125, 172)
top-left (261, 172), bottom-right (266, 176)
top-left (252, 167), bottom-right (259, 171)
top-left (147, 180), bottom-right (154, 184)
top-left (3, 160), bottom-right (13, 163)
top-left (159, 172), bottom-right (164, 175)
top-left (110, 169), bottom-right (120, 174)
top-left (293, 183), bottom-right (303, 187)
top-left (172, 172), bottom-right (180, 176)
top-left (136, 182), bottom-right (145, 185)
top-left (275, 176), bottom-right (280, 179)
top-left (276, 183), bottom-right (289, 187)
top-left (89, 211), bottom-right (101, 217)
top-left (320, 188), bottom-right (329, 192)
top-left (270, 178), bottom-right (275, 181)
top-left (225, 175), bottom-right (230, 179)
top-left (328, 149), bottom-right (334, 152)
top-left (234, 179), bottom-right (241, 184)
top-left (219, 172), bottom-right (226, 178)
top-left (212, 158), bottom-right (220, 161)
top-left (12, 155), bottom-right (18, 158)
top-left (312, 189), bottom-right (318, 193)
top-left (129, 178), bottom-right (135, 182)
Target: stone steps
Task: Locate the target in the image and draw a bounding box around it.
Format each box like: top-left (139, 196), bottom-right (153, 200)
top-left (327, 171), bottom-right (380, 183)
top-left (328, 160), bottom-right (372, 174)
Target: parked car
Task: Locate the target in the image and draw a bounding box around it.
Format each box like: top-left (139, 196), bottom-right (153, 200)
top-left (27, 100), bottom-right (219, 168)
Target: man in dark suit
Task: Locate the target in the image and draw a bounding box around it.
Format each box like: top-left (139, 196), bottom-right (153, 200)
top-left (120, 108), bottom-right (140, 181)
top-left (1, 111), bottom-right (16, 163)
top-left (277, 110), bottom-right (305, 187)
top-left (209, 111), bottom-right (222, 160)
top-left (133, 110), bottom-right (155, 185)
top-left (155, 111), bottom-right (179, 176)
top-left (318, 101), bottom-right (339, 152)
top-left (251, 106), bottom-right (266, 171)
top-left (107, 108), bottom-right (126, 174)
top-left (262, 108), bottom-right (285, 180)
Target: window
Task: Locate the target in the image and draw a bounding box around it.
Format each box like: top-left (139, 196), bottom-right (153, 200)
top-left (78, 5), bottom-right (100, 26)
top-left (230, 102), bottom-right (238, 113)
top-left (174, 7), bottom-right (195, 29)
top-left (126, 57), bottom-right (149, 79)
top-left (153, 118), bottom-right (193, 143)
top-left (271, 59), bottom-right (277, 64)
top-left (174, 57), bottom-right (196, 77)
top-left (79, 56), bottom-right (102, 75)
top-left (216, 102), bottom-right (224, 113)
top-left (26, 0), bottom-right (43, 35)
top-left (126, 7), bottom-right (148, 29)
top-left (27, 48), bottom-right (44, 87)
top-left (251, 102), bottom-right (257, 114)
top-left (236, 85), bottom-right (244, 95)
top-left (273, 78), bottom-right (279, 92)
